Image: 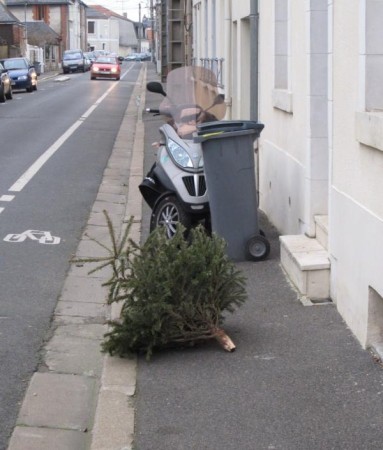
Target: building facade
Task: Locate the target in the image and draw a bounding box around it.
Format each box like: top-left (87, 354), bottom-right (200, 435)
top-left (190, 0), bottom-right (383, 355)
top-left (6, 0), bottom-right (87, 53)
top-left (86, 5), bottom-right (138, 56)
top-left (0, 0), bottom-right (24, 58)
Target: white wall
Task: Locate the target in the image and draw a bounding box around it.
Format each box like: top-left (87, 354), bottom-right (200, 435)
top-left (87, 17), bottom-right (120, 54)
top-left (259, 0), bottom-right (310, 234)
top-left (191, 0), bottom-right (383, 350)
top-left (330, 1), bottom-right (383, 346)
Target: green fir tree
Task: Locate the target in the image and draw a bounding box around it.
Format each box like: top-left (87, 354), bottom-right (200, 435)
top-left (74, 211), bottom-right (247, 359)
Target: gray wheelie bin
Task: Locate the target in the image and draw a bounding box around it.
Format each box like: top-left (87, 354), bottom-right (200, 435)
top-left (195, 120), bottom-right (270, 262)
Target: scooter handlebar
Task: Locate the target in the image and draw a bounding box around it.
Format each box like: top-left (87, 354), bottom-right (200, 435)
top-left (145, 108), bottom-right (160, 114)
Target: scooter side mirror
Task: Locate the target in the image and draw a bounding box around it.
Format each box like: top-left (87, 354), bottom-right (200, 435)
top-left (205, 94), bottom-right (226, 113)
top-left (147, 81), bottom-right (167, 96)
top-left (210, 94), bottom-right (225, 108)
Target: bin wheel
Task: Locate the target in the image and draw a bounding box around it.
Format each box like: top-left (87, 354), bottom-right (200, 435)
top-left (150, 196), bottom-right (191, 239)
top-left (246, 234), bottom-right (270, 261)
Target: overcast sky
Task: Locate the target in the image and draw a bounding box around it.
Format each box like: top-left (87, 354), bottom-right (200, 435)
top-left (84, 0), bottom-right (151, 22)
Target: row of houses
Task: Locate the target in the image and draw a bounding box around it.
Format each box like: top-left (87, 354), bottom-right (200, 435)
top-left (154, 0), bottom-right (383, 358)
top-left (0, 0), bottom-right (148, 72)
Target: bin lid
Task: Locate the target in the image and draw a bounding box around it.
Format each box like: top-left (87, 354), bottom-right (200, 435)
top-left (196, 120), bottom-right (264, 135)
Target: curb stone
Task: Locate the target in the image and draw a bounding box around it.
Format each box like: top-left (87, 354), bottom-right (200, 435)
top-left (90, 65), bottom-right (147, 450)
top-left (7, 65), bottom-right (147, 450)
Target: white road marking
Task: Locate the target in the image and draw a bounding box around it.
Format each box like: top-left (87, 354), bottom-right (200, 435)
top-left (7, 65), bottom-right (133, 193)
top-left (0, 207), bottom-right (4, 214)
top-left (0, 195), bottom-right (15, 201)
top-left (4, 230), bottom-right (60, 244)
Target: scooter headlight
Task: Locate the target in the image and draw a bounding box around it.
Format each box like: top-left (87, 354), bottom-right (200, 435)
top-left (168, 139), bottom-right (193, 168)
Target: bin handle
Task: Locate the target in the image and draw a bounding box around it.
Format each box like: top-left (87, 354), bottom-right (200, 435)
top-left (199, 131), bottom-right (225, 138)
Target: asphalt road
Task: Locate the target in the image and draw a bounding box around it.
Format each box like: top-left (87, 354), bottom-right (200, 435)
top-left (0, 63), bottom-right (141, 450)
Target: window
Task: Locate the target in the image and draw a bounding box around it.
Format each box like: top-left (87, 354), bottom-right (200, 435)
top-left (365, 0), bottom-right (383, 111)
top-left (273, 0), bottom-right (292, 113)
top-left (35, 5), bottom-right (46, 21)
top-left (274, 0), bottom-right (288, 90)
top-left (33, 5), bottom-right (48, 22)
top-left (88, 21), bottom-right (95, 34)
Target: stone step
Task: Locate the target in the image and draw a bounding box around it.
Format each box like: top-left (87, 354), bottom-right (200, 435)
top-left (315, 214), bottom-right (328, 250)
top-left (280, 234), bottom-right (330, 300)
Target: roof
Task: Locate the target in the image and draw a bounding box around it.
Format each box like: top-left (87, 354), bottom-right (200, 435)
top-left (0, 2), bottom-right (21, 23)
top-left (86, 4), bottom-right (135, 23)
top-left (26, 20), bottom-right (61, 45)
top-left (5, 0), bottom-right (87, 6)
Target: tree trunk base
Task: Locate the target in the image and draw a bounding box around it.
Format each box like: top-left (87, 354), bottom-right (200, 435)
top-left (214, 328), bottom-right (236, 352)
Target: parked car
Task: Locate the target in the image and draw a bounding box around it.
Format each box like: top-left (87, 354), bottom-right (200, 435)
top-left (0, 61), bottom-right (13, 102)
top-left (125, 52), bottom-right (151, 62)
top-left (92, 50), bottom-right (109, 59)
top-left (90, 56), bottom-right (121, 81)
top-left (0, 57), bottom-right (37, 92)
top-left (62, 49), bottom-right (86, 74)
top-left (84, 55), bottom-right (92, 71)
top-left (141, 52), bottom-right (152, 61)
top-left (84, 51), bottom-right (96, 67)
top-left (124, 54), bottom-right (138, 61)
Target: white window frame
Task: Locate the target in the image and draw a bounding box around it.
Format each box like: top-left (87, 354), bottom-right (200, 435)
top-left (356, 0), bottom-right (383, 152)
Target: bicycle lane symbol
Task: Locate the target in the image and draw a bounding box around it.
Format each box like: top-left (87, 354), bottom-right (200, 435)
top-left (3, 230), bottom-right (61, 245)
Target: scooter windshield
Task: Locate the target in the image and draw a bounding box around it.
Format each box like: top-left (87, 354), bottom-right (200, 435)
top-left (159, 66), bottom-right (226, 139)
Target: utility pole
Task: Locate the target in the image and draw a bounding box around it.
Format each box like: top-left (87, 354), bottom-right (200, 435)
top-left (24, 1), bottom-right (28, 56)
top-left (150, 0), bottom-right (154, 61)
top-left (138, 2), bottom-right (142, 52)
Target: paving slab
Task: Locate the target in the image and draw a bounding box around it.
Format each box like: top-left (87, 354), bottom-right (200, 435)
top-left (17, 373), bottom-right (97, 430)
top-left (87, 211), bottom-right (124, 230)
top-left (95, 192), bottom-right (127, 204)
top-left (8, 426), bottom-right (88, 450)
top-left (67, 261), bottom-right (113, 280)
top-left (91, 200), bottom-right (126, 216)
top-left (82, 223), bottom-right (113, 239)
top-left (102, 167), bottom-right (129, 180)
top-left (60, 276), bottom-right (108, 304)
top-left (97, 183), bottom-right (128, 195)
top-left (55, 300), bottom-right (108, 319)
top-left (44, 332), bottom-right (104, 376)
top-left (74, 238), bottom-right (112, 259)
top-left (52, 323), bottom-right (106, 340)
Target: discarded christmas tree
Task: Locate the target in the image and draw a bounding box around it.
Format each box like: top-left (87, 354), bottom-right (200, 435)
top-left (74, 211), bottom-right (247, 359)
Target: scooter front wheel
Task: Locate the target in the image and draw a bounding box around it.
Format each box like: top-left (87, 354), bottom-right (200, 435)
top-left (150, 196), bottom-right (192, 238)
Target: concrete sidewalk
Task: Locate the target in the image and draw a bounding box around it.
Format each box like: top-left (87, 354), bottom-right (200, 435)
top-left (7, 62), bottom-right (383, 450)
top-left (134, 66), bottom-right (383, 450)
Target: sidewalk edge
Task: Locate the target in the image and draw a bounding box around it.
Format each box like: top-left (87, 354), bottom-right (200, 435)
top-left (89, 66), bottom-right (147, 450)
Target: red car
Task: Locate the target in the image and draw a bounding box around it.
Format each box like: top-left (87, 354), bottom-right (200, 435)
top-left (90, 56), bottom-right (121, 81)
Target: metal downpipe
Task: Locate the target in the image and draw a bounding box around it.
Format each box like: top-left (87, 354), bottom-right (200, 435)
top-left (250, 0), bottom-right (259, 121)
